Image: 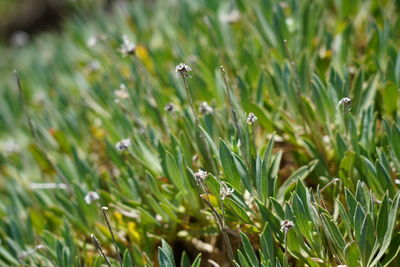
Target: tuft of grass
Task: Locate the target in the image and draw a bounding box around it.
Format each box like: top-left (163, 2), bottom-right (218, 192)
top-left (1, 0), bottom-right (400, 266)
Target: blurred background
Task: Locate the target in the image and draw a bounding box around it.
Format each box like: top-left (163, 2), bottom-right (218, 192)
top-left (0, 0), bottom-right (126, 45)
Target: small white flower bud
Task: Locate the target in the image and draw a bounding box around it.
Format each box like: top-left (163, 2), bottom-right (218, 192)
top-left (84, 191), bottom-right (100, 204)
top-left (280, 220), bottom-right (295, 234)
top-left (247, 112), bottom-right (257, 125)
top-left (175, 63), bottom-right (192, 78)
top-left (115, 138), bottom-right (132, 151)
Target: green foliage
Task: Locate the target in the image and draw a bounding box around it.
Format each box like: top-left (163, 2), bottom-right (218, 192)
top-left (1, 0), bottom-right (400, 266)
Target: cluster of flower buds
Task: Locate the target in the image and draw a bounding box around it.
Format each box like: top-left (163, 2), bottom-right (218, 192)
top-left (338, 97), bottom-right (351, 111)
top-left (247, 112), bottom-right (257, 125)
top-left (175, 63), bottom-right (192, 78)
top-left (115, 138), bottom-right (132, 151)
top-left (280, 220), bottom-right (295, 234)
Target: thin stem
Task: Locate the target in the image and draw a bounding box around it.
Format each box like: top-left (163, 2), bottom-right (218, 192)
top-left (284, 233), bottom-right (289, 267)
top-left (181, 76), bottom-right (218, 173)
top-left (182, 76), bottom-right (200, 125)
top-left (102, 207), bottom-right (123, 267)
top-left (13, 70), bottom-right (72, 192)
top-left (249, 123), bottom-right (256, 158)
top-left (219, 66), bottom-right (249, 165)
top-left (91, 234), bottom-right (112, 267)
top-left (219, 66), bottom-right (241, 139)
top-left (199, 181), bottom-right (234, 262)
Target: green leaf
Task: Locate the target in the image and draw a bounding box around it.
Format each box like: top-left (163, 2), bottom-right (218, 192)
top-left (260, 223), bottom-right (276, 266)
top-left (219, 139), bottom-right (242, 189)
top-left (321, 213), bottom-right (346, 255)
top-left (237, 249), bottom-right (251, 267)
top-left (180, 251), bottom-right (190, 267)
top-left (240, 232), bottom-right (259, 266)
top-left (158, 240), bottom-right (175, 267)
top-left (344, 242), bottom-right (360, 267)
top-left (225, 198), bottom-right (252, 224)
top-left (123, 249), bottom-right (133, 267)
top-left (165, 152), bottom-right (185, 190)
top-left (277, 160), bottom-right (318, 201)
top-left (368, 192), bottom-right (400, 266)
top-left (190, 253), bottom-right (202, 267)
top-left (359, 214), bottom-right (374, 265)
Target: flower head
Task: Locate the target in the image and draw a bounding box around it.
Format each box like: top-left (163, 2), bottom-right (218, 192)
top-left (199, 102), bottom-right (213, 115)
top-left (114, 84), bottom-right (130, 100)
top-left (247, 112), bottom-right (257, 125)
top-left (164, 102), bottom-right (176, 113)
top-left (220, 182), bottom-right (234, 200)
top-left (194, 169), bottom-right (208, 184)
top-left (175, 63), bottom-right (191, 78)
top-left (337, 265), bottom-right (347, 267)
top-left (84, 191), bottom-right (100, 204)
top-left (115, 138), bottom-right (132, 151)
top-left (120, 35), bottom-right (136, 56)
top-left (280, 220), bottom-right (295, 234)
top-left (338, 97), bottom-right (351, 111)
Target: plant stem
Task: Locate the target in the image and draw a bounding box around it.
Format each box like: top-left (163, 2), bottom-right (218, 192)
top-left (91, 234), bottom-right (112, 267)
top-left (219, 66), bottom-right (249, 165)
top-left (199, 181), bottom-right (234, 262)
top-left (181, 76), bottom-right (217, 173)
top-left (182, 76), bottom-right (200, 125)
top-left (102, 207), bottom-right (123, 267)
top-left (284, 233), bottom-right (289, 267)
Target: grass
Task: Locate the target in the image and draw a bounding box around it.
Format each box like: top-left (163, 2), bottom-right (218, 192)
top-left (1, 0), bottom-right (400, 266)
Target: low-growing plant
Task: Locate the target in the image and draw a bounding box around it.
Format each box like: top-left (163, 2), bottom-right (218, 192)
top-left (0, 0), bottom-right (399, 266)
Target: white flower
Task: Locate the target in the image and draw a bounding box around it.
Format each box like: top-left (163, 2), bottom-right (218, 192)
top-left (10, 31), bottom-right (29, 47)
top-left (220, 182), bottom-right (234, 200)
top-left (175, 63), bottom-right (191, 78)
top-left (115, 138), bottom-right (132, 151)
top-left (84, 191), bottom-right (100, 204)
top-left (114, 84), bottom-right (130, 100)
top-left (120, 35), bottom-right (136, 55)
top-left (85, 60), bottom-right (101, 72)
top-left (199, 102), bottom-right (213, 115)
top-left (164, 102), bottom-right (175, 113)
top-left (194, 169), bottom-right (208, 184)
top-left (280, 220), bottom-right (295, 234)
top-left (220, 9), bottom-right (240, 24)
top-left (247, 112), bottom-right (257, 124)
top-left (395, 179), bottom-right (400, 185)
top-left (87, 36), bottom-right (98, 47)
top-left (87, 34), bottom-right (105, 48)
top-left (3, 139), bottom-right (20, 154)
top-left (338, 97), bottom-right (351, 111)
top-left (337, 265), bottom-right (347, 267)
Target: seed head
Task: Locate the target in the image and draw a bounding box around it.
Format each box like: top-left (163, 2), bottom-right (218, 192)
top-left (199, 102), bottom-right (213, 115)
top-left (247, 112), bottom-right (257, 125)
top-left (280, 220), bottom-right (295, 234)
top-left (164, 102), bottom-right (176, 113)
top-left (220, 182), bottom-right (234, 200)
top-left (84, 191), bottom-right (100, 204)
top-left (338, 97), bottom-right (351, 111)
top-left (175, 63), bottom-right (192, 78)
top-left (120, 35), bottom-right (136, 56)
top-left (194, 169), bottom-right (208, 184)
top-left (115, 138), bottom-right (132, 151)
